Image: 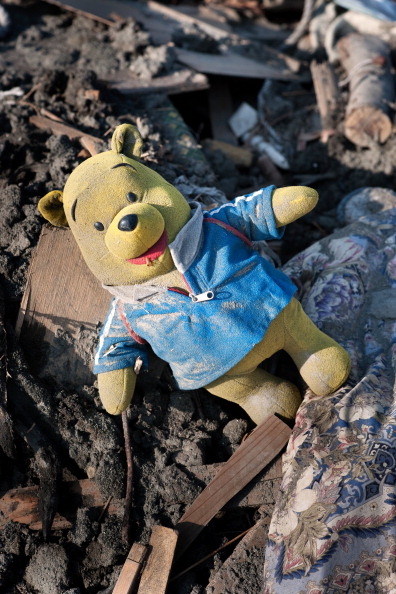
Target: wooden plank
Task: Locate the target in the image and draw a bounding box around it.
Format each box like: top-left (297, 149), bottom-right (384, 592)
top-left (43, 0), bottom-right (231, 43)
top-left (310, 60), bottom-right (341, 141)
top-left (16, 226), bottom-right (110, 388)
top-left (175, 48), bottom-right (301, 81)
top-left (29, 115), bottom-right (105, 153)
top-left (0, 479), bottom-right (123, 531)
top-left (174, 415), bottom-right (291, 559)
top-left (137, 526), bottom-right (178, 594)
top-left (189, 456), bottom-right (282, 508)
top-left (43, 0), bottom-right (221, 45)
top-left (43, 0), bottom-right (139, 27)
top-left (104, 69), bottom-right (209, 96)
top-left (0, 484), bottom-right (66, 530)
top-left (154, 2), bottom-right (234, 34)
top-left (146, 0), bottom-right (232, 40)
top-left (113, 543), bottom-right (148, 594)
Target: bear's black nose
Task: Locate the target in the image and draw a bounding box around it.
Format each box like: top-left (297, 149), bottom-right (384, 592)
top-left (118, 214), bottom-right (138, 231)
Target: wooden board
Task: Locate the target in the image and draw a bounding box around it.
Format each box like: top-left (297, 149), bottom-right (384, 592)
top-left (189, 456), bottom-right (282, 509)
top-left (43, 0), bottom-right (227, 44)
top-left (138, 526), bottom-right (178, 594)
top-left (0, 479), bottom-right (123, 531)
top-left (16, 226), bottom-right (110, 389)
top-left (175, 48), bottom-right (301, 81)
top-left (104, 69), bottom-right (209, 96)
top-left (174, 415), bottom-right (291, 559)
top-left (113, 543), bottom-right (148, 594)
top-left (44, 0), bottom-right (145, 27)
top-left (29, 115), bottom-right (103, 146)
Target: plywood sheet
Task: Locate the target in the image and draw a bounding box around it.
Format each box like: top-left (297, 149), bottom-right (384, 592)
top-left (16, 226), bottom-right (110, 388)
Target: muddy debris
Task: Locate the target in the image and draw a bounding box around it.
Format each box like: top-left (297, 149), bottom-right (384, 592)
top-left (1, 0), bottom-right (396, 593)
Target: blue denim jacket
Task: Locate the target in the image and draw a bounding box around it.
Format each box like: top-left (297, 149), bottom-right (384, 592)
top-left (94, 186), bottom-right (297, 389)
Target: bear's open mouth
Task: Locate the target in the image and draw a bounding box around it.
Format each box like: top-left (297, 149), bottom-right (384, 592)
top-left (126, 230), bottom-right (168, 265)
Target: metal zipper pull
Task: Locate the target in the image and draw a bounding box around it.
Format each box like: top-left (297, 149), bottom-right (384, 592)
top-left (190, 291), bottom-right (215, 302)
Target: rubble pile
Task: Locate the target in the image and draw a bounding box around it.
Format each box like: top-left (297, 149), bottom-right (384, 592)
top-left (0, 0), bottom-right (396, 592)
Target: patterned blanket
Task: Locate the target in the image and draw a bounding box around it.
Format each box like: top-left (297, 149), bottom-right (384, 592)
top-left (264, 208), bottom-right (396, 593)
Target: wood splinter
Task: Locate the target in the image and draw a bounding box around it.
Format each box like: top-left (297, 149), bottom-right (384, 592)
top-left (112, 526), bottom-right (178, 594)
top-left (337, 33), bottom-right (394, 148)
top-left (310, 60), bottom-right (340, 142)
top-left (112, 543), bottom-right (148, 594)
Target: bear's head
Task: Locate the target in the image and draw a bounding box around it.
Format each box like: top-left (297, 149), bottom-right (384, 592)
top-left (38, 124), bottom-right (191, 286)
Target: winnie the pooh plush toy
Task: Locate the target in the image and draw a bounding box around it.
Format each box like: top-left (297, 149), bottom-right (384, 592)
top-left (38, 124), bottom-right (350, 424)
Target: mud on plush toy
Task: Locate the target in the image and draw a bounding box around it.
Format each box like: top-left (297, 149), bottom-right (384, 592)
top-left (38, 124), bottom-right (350, 424)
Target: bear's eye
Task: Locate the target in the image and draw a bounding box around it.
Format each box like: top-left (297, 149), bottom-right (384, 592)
top-left (94, 222), bottom-right (104, 231)
top-left (127, 192), bottom-right (137, 203)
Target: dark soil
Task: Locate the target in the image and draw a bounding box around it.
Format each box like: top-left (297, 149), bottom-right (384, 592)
top-left (1, 1), bottom-right (396, 593)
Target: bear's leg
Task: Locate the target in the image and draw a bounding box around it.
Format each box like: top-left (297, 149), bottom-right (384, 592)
top-left (205, 368), bottom-right (301, 424)
top-left (281, 298), bottom-right (351, 396)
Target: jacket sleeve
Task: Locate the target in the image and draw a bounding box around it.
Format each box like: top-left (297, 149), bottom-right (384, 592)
top-left (207, 185), bottom-right (285, 242)
top-left (93, 298), bottom-right (149, 375)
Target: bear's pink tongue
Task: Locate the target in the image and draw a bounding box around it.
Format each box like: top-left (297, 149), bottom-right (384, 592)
top-left (126, 230), bottom-right (168, 265)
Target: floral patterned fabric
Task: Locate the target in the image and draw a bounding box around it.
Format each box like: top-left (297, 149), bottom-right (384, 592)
top-left (264, 209), bottom-right (396, 593)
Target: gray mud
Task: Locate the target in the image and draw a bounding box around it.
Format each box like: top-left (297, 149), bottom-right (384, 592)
top-left (1, 1), bottom-right (396, 593)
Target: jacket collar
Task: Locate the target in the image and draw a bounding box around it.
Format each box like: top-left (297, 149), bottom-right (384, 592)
top-left (168, 201), bottom-right (203, 274)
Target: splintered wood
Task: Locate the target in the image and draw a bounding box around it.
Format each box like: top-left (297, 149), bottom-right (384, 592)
top-left (138, 526), bottom-right (178, 594)
top-left (337, 34), bottom-right (394, 147)
top-left (30, 114), bottom-right (105, 155)
top-left (113, 526), bottom-right (178, 594)
top-left (0, 479), bottom-right (123, 531)
top-left (174, 415), bottom-right (291, 559)
top-left (112, 418), bottom-right (289, 593)
top-left (112, 543), bottom-right (148, 594)
top-left (310, 60), bottom-right (340, 141)
top-left (16, 226), bottom-right (110, 388)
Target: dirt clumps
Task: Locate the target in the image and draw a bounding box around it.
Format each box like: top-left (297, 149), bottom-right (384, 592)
top-left (1, 1), bottom-right (396, 593)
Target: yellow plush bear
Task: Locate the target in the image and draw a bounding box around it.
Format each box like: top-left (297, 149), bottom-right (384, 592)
top-left (38, 124), bottom-right (350, 424)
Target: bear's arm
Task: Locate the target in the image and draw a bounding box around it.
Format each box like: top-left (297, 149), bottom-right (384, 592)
top-left (207, 186), bottom-right (283, 242)
top-left (97, 367), bottom-right (136, 415)
top-left (207, 185), bottom-right (318, 242)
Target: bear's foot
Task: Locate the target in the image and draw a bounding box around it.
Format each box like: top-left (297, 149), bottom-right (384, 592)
top-left (299, 344), bottom-right (351, 396)
top-left (282, 299), bottom-right (351, 396)
top-left (205, 368), bottom-right (301, 425)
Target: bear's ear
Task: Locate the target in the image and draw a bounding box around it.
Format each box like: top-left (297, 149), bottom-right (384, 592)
top-left (38, 190), bottom-right (69, 227)
top-left (111, 124), bottom-right (143, 159)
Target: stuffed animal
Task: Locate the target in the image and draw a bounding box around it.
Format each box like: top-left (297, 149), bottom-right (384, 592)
top-left (38, 124), bottom-right (350, 424)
